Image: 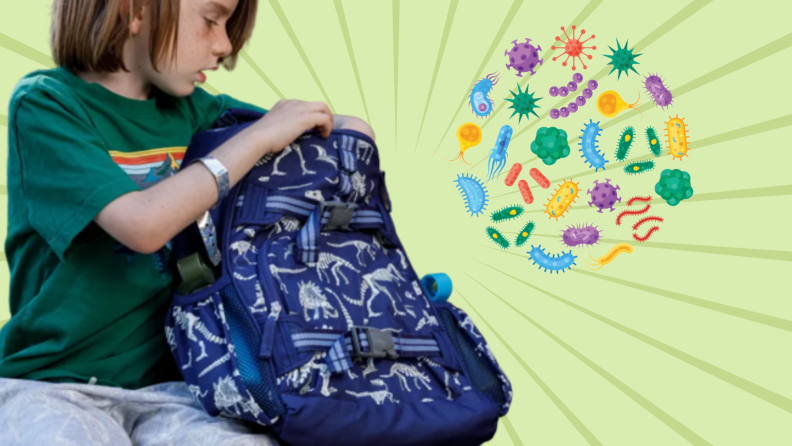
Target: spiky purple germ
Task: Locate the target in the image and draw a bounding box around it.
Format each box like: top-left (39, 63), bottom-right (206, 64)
top-left (644, 73), bottom-right (674, 110)
top-left (560, 223), bottom-right (602, 248)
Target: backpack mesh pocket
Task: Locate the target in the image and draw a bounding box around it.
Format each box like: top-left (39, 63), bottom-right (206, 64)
top-left (438, 307), bottom-right (506, 408)
top-left (219, 285), bottom-right (286, 420)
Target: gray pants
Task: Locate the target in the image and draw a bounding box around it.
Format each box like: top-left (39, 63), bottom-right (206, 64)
top-left (0, 378), bottom-right (281, 446)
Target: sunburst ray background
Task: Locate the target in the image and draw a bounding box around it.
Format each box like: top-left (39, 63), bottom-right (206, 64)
top-left (1, 0), bottom-right (790, 444)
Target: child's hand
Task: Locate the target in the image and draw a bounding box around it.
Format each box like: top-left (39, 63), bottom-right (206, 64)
top-left (254, 99), bottom-right (334, 154)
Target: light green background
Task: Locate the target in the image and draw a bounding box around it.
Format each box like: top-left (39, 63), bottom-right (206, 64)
top-left (1, 0), bottom-right (790, 444)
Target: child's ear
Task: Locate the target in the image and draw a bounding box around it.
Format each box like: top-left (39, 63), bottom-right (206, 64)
top-left (119, 0), bottom-right (148, 36)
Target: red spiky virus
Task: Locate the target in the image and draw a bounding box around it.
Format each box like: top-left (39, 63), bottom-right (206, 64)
top-left (551, 25), bottom-right (596, 71)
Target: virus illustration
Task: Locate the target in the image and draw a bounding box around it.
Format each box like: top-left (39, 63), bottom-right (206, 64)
top-left (447, 122), bottom-right (483, 165)
top-left (454, 173), bottom-right (489, 217)
top-left (518, 179), bottom-right (533, 204)
top-left (644, 73), bottom-right (674, 110)
top-left (529, 168), bottom-right (550, 189)
top-left (586, 243), bottom-right (633, 270)
top-left (559, 223), bottom-right (602, 249)
top-left (545, 179), bottom-right (580, 221)
top-left (665, 115), bottom-right (691, 161)
top-left (614, 126), bottom-right (635, 161)
top-left (531, 126), bottom-right (570, 165)
top-left (469, 72), bottom-right (499, 118)
top-left (504, 83), bottom-right (542, 123)
top-left (597, 89), bottom-right (643, 120)
top-left (505, 38), bottom-right (544, 77)
top-left (504, 163), bottom-right (522, 186)
top-left (486, 226), bottom-right (510, 249)
top-left (578, 119), bottom-right (608, 172)
top-left (551, 25), bottom-right (596, 71)
top-left (624, 160), bottom-right (655, 175)
top-left (491, 205), bottom-right (524, 223)
top-left (645, 126), bottom-right (662, 157)
top-left (486, 125), bottom-right (513, 182)
top-left (603, 39), bottom-right (641, 79)
top-left (528, 245), bottom-right (577, 274)
top-left (655, 169), bottom-right (693, 206)
top-left (515, 221), bottom-right (536, 247)
top-left (587, 178), bottom-right (621, 213)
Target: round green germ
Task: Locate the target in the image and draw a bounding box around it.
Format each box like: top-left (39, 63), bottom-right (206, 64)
top-left (531, 127), bottom-right (570, 165)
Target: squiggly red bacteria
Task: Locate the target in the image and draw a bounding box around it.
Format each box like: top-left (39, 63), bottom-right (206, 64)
top-left (632, 216), bottom-right (664, 231)
top-left (616, 204), bottom-right (650, 226)
top-left (633, 226), bottom-right (660, 242)
top-left (627, 195), bottom-right (652, 206)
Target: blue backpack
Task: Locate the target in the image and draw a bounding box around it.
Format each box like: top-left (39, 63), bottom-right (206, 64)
top-left (164, 108), bottom-right (512, 446)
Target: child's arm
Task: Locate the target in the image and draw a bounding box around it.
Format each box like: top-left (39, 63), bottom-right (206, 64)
top-left (334, 114), bottom-right (375, 141)
top-left (94, 100), bottom-right (334, 254)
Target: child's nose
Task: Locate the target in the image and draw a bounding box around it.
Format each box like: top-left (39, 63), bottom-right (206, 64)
top-left (213, 32), bottom-right (233, 58)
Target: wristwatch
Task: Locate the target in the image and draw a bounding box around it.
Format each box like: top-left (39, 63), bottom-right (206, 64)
top-left (191, 156), bottom-right (230, 208)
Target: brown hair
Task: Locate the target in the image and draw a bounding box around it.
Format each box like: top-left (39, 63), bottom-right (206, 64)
top-left (50, 0), bottom-right (257, 73)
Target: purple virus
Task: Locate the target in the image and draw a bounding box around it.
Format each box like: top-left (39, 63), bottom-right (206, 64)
top-left (644, 73), bottom-right (674, 110)
top-left (587, 178), bottom-right (621, 213)
top-left (560, 223), bottom-right (602, 248)
top-left (505, 38), bottom-right (544, 77)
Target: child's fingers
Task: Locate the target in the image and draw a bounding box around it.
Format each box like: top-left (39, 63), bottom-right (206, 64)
top-left (316, 111), bottom-right (333, 138)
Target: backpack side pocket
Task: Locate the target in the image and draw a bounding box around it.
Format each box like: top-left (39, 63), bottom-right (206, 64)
top-left (166, 275), bottom-right (283, 426)
top-left (434, 302), bottom-right (512, 415)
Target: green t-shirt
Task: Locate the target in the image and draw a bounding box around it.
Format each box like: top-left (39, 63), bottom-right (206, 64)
top-left (0, 67), bottom-right (267, 389)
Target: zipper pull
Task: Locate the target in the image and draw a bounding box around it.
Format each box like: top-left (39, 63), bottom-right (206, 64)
top-left (258, 302), bottom-right (281, 358)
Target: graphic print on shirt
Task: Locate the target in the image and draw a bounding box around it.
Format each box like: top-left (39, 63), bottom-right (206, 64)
top-left (109, 147), bottom-right (187, 190)
top-left (109, 147), bottom-right (185, 268)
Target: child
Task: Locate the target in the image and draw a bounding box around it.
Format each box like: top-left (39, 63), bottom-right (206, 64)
top-left (0, 0), bottom-right (373, 444)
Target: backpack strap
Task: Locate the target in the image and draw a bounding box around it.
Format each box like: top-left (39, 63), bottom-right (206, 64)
top-left (290, 327), bottom-right (443, 374)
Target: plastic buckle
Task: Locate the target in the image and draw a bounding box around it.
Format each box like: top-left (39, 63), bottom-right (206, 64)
top-left (321, 201), bottom-right (358, 231)
top-left (350, 327), bottom-right (399, 360)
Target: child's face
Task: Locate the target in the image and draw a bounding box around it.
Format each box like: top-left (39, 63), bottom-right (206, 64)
top-left (135, 0), bottom-right (239, 97)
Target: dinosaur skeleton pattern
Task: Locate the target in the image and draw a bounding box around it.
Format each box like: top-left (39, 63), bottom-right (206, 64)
top-left (396, 249), bottom-right (408, 269)
top-left (380, 363), bottom-right (432, 392)
top-left (311, 252), bottom-right (360, 286)
top-left (458, 314), bottom-right (482, 339)
top-left (355, 139), bottom-right (374, 165)
top-left (165, 327), bottom-right (177, 351)
top-left (233, 272), bottom-right (256, 281)
top-left (248, 281), bottom-right (268, 314)
top-left (278, 352), bottom-right (337, 397)
top-left (349, 172), bottom-right (367, 202)
top-left (279, 182), bottom-right (313, 191)
top-left (415, 309), bottom-right (439, 331)
top-left (270, 143), bottom-right (316, 178)
top-left (361, 264), bottom-right (407, 319)
top-left (298, 280), bottom-right (339, 321)
top-left (312, 144), bottom-right (338, 168)
top-left (327, 240), bottom-right (376, 267)
top-left (269, 264), bottom-right (307, 295)
top-left (213, 374), bottom-right (264, 419)
top-left (325, 288), bottom-right (354, 330)
top-left (267, 216), bottom-right (302, 237)
top-left (346, 379), bottom-right (397, 405)
top-left (420, 357), bottom-right (464, 400)
top-left (188, 384), bottom-right (208, 400)
top-left (229, 240), bottom-right (257, 266)
top-left (172, 306), bottom-right (226, 346)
